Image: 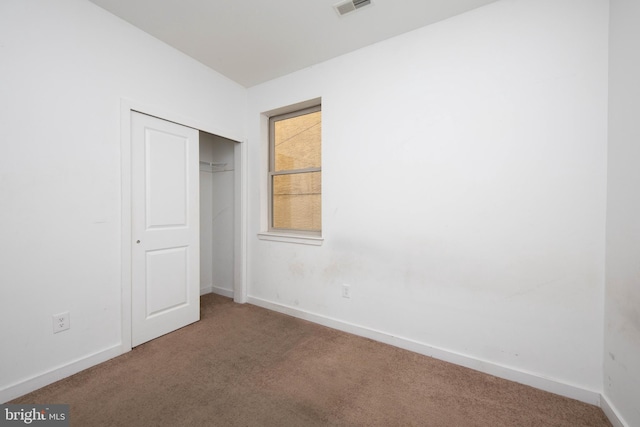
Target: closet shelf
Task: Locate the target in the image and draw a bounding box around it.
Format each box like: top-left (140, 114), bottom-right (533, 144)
top-left (199, 161), bottom-right (232, 173)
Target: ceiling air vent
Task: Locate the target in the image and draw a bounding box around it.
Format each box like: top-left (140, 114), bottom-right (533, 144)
top-left (334, 0), bottom-right (372, 16)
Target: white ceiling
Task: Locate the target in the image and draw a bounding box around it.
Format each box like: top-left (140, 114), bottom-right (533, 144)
top-left (88, 0), bottom-right (499, 87)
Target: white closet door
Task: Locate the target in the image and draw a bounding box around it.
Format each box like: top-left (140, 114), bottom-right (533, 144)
top-left (131, 111), bottom-right (200, 347)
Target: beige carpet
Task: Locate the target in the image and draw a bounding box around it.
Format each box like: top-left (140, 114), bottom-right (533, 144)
top-left (13, 294), bottom-right (611, 426)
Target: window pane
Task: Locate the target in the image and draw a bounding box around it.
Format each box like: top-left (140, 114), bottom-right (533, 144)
top-left (274, 110), bottom-right (321, 172)
top-left (272, 172), bottom-right (321, 231)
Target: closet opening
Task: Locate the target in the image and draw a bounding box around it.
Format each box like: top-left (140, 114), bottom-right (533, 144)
top-left (199, 131), bottom-right (237, 299)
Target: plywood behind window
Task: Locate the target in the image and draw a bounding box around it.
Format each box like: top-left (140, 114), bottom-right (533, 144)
top-left (273, 110), bottom-right (321, 231)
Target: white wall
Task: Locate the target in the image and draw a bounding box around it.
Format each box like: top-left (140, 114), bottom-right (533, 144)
top-left (605, 0), bottom-right (640, 425)
top-left (199, 133), bottom-right (236, 297)
top-left (247, 0), bottom-right (608, 399)
top-left (0, 0), bottom-right (245, 400)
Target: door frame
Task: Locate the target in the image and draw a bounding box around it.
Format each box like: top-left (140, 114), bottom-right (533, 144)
top-left (120, 98), bottom-right (248, 353)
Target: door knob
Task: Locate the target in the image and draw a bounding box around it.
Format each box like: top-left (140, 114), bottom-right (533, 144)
top-left (136, 240), bottom-right (141, 244)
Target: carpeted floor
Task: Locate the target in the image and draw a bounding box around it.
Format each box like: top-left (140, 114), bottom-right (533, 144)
top-left (13, 293), bottom-right (611, 426)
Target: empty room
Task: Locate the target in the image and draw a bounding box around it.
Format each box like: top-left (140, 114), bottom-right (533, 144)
top-left (0, 0), bottom-right (638, 425)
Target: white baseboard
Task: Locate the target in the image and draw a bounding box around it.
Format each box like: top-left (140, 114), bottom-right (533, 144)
top-left (2, 298), bottom-right (612, 418)
top-left (600, 394), bottom-right (628, 427)
top-left (200, 285), bottom-right (214, 295)
top-left (201, 285), bottom-right (233, 298)
top-left (0, 345), bottom-right (122, 403)
top-left (211, 286), bottom-right (234, 298)
top-left (247, 296), bottom-right (601, 406)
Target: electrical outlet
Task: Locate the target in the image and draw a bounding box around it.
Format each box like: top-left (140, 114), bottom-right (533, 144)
top-left (342, 284), bottom-right (351, 299)
top-left (53, 312), bottom-right (70, 333)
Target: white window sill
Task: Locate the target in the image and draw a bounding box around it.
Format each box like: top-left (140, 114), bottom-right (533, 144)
top-left (257, 232), bottom-right (324, 246)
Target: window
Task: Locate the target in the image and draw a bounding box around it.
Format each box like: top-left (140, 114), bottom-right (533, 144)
top-left (269, 105), bottom-right (321, 235)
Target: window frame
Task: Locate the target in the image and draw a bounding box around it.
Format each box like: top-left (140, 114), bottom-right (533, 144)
top-left (268, 104), bottom-right (322, 237)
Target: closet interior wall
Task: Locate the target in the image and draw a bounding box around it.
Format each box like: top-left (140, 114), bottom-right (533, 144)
top-left (199, 131), bottom-right (236, 298)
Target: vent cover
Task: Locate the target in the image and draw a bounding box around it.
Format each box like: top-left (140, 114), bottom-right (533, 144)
top-left (334, 0), bottom-right (372, 16)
